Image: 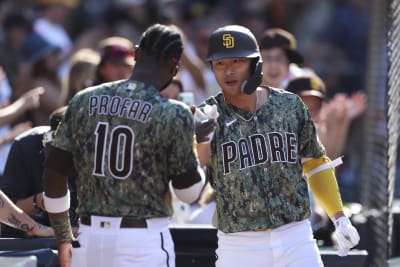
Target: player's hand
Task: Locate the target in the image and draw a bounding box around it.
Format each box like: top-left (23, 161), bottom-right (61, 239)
top-left (58, 242), bottom-right (72, 267)
top-left (195, 118), bottom-right (216, 143)
top-left (332, 216), bottom-right (360, 256)
top-left (192, 105), bottom-right (218, 144)
top-left (72, 226), bottom-right (79, 238)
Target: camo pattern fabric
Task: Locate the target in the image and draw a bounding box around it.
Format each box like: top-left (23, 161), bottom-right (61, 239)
top-left (54, 80), bottom-right (198, 219)
top-left (200, 87), bottom-right (325, 233)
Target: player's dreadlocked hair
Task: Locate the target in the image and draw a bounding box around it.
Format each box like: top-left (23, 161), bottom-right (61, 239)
top-left (138, 23), bottom-right (183, 64)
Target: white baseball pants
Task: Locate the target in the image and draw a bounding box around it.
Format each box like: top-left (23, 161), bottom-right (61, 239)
top-left (71, 216), bottom-right (175, 267)
top-left (216, 219), bottom-right (324, 267)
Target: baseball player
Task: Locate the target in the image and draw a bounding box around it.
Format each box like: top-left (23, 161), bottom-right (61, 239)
top-left (196, 25), bottom-right (360, 267)
top-left (43, 24), bottom-right (208, 267)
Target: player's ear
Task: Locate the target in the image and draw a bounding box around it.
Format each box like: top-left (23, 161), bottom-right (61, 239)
top-left (172, 63), bottom-right (179, 76)
top-left (170, 57), bottom-right (179, 76)
top-left (168, 63), bottom-right (179, 76)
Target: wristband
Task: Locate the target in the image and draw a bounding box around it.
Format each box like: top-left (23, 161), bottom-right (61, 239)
top-left (43, 190), bottom-right (70, 213)
top-left (333, 216), bottom-right (350, 228)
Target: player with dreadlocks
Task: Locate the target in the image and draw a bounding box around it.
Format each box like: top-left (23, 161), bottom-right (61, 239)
top-left (43, 23), bottom-right (211, 267)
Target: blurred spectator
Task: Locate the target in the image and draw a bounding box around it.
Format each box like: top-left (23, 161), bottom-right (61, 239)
top-left (258, 27), bottom-right (304, 89)
top-left (185, 17), bottom-right (220, 97)
top-left (160, 78), bottom-right (183, 100)
top-left (92, 36), bottom-right (135, 86)
top-left (60, 48), bottom-right (100, 105)
top-left (180, 0), bottom-right (213, 22)
top-left (0, 106), bottom-right (78, 238)
top-left (0, 66), bottom-right (43, 180)
top-left (286, 72), bottom-right (366, 161)
top-left (285, 0), bottom-right (334, 55)
top-left (310, 0), bottom-right (369, 95)
top-left (34, 0), bottom-right (78, 64)
top-left (264, 0), bottom-right (288, 28)
top-left (234, 0), bottom-right (268, 39)
top-left (157, 0), bottom-right (182, 25)
top-left (18, 32), bottom-right (63, 126)
top-left (73, 0), bottom-right (155, 51)
top-left (319, 92), bottom-right (366, 159)
top-left (109, 0), bottom-right (157, 40)
top-left (72, 0), bottom-right (108, 29)
top-left (0, 72), bottom-right (42, 127)
top-left (178, 27), bottom-right (209, 105)
top-left (286, 73), bottom-right (327, 122)
top-left (0, 10), bottom-right (33, 88)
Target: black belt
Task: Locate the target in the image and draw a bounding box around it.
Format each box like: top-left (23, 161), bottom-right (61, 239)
top-left (80, 215), bottom-right (147, 228)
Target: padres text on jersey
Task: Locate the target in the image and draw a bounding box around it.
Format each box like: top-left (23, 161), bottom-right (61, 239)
top-left (201, 87), bottom-right (325, 233)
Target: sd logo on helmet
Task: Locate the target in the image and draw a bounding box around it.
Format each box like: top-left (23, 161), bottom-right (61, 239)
top-left (206, 25), bottom-right (263, 95)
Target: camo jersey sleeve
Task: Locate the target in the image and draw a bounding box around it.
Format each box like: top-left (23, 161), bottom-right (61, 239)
top-left (53, 99), bottom-right (77, 153)
top-left (164, 101), bottom-right (199, 177)
top-left (294, 94), bottom-right (325, 158)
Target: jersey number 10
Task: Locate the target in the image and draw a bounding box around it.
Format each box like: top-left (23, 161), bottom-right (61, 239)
top-left (92, 122), bottom-right (134, 179)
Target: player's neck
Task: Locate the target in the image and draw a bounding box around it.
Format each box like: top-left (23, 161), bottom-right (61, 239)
top-left (224, 92), bottom-right (257, 112)
top-left (129, 70), bottom-right (167, 91)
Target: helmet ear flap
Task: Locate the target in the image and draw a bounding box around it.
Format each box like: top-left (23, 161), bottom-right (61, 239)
top-left (241, 57), bottom-right (263, 95)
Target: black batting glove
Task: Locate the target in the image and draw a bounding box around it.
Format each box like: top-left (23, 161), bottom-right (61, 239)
top-left (196, 118), bottom-right (216, 143)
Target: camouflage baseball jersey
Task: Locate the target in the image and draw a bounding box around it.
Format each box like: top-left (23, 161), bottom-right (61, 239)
top-left (201, 86), bottom-right (325, 233)
top-left (53, 80), bottom-right (198, 219)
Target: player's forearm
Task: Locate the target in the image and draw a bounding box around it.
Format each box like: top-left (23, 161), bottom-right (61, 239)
top-left (49, 211), bottom-right (74, 243)
top-left (303, 156), bottom-right (344, 218)
top-left (197, 143), bottom-right (211, 167)
top-left (43, 167), bottom-right (73, 242)
top-left (43, 179), bottom-right (71, 236)
top-left (0, 190), bottom-right (38, 232)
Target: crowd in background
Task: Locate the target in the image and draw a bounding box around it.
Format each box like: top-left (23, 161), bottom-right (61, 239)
top-left (0, 0), bottom-right (396, 245)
